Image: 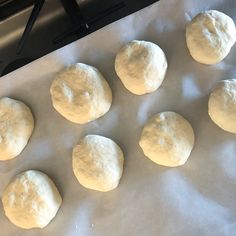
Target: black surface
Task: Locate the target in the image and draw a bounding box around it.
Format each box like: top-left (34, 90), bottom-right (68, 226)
top-left (0, 0), bottom-right (159, 76)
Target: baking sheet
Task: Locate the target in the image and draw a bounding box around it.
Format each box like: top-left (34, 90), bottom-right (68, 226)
top-left (1, 0), bottom-right (236, 235)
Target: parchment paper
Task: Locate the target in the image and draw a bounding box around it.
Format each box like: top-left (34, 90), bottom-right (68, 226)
top-left (1, 0), bottom-right (236, 235)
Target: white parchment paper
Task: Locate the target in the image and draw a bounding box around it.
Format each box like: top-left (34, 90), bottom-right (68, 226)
top-left (1, 0), bottom-right (236, 235)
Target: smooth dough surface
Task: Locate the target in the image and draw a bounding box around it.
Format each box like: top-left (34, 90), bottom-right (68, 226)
top-left (139, 112), bottom-right (195, 167)
top-left (208, 79), bottom-right (236, 133)
top-left (115, 40), bottom-right (167, 95)
top-left (186, 10), bottom-right (236, 65)
top-left (50, 63), bottom-right (112, 124)
top-left (2, 170), bottom-right (62, 229)
top-left (0, 97), bottom-right (34, 161)
top-left (72, 135), bottom-right (124, 192)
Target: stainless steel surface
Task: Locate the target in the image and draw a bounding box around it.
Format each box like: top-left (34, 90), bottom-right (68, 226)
top-left (0, 0), bottom-right (71, 73)
top-left (0, 0), bottom-right (159, 75)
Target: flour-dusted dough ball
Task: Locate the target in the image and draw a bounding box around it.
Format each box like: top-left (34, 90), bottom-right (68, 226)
top-left (72, 135), bottom-right (124, 192)
top-left (2, 170), bottom-right (62, 229)
top-left (0, 97), bottom-right (34, 161)
top-left (115, 40), bottom-right (168, 95)
top-left (208, 79), bottom-right (236, 133)
top-left (186, 10), bottom-right (236, 65)
top-left (50, 63), bottom-right (112, 124)
top-left (139, 112), bottom-right (195, 167)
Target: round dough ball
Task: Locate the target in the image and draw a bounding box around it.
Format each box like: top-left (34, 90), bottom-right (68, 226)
top-left (50, 63), bottom-right (112, 124)
top-left (2, 170), bottom-right (62, 229)
top-left (72, 135), bottom-right (124, 192)
top-left (0, 97), bottom-right (34, 161)
top-left (186, 10), bottom-right (236, 65)
top-left (139, 112), bottom-right (195, 167)
top-left (115, 40), bottom-right (168, 95)
top-left (208, 79), bottom-right (236, 133)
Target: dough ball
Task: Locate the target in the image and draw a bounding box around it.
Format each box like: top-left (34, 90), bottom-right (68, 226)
top-left (208, 79), bottom-right (236, 133)
top-left (186, 10), bottom-right (236, 65)
top-left (50, 63), bottom-right (112, 124)
top-left (115, 40), bottom-right (168, 95)
top-left (2, 170), bottom-right (62, 229)
top-left (0, 97), bottom-right (34, 161)
top-left (72, 135), bottom-right (124, 192)
top-left (139, 112), bottom-right (195, 167)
